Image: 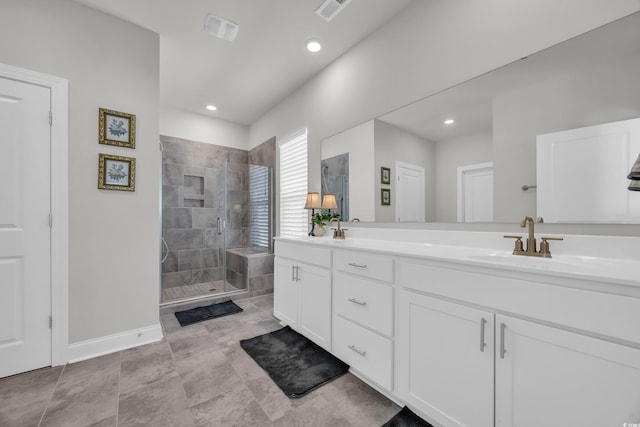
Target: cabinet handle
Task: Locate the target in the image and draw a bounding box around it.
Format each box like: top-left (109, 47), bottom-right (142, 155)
top-left (348, 262), bottom-right (367, 269)
top-left (500, 322), bottom-right (507, 359)
top-left (480, 317), bottom-right (487, 352)
top-left (291, 265), bottom-right (300, 282)
top-left (348, 298), bottom-right (367, 307)
top-left (348, 344), bottom-right (367, 357)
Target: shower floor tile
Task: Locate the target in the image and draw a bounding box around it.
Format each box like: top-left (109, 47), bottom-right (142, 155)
top-left (161, 281), bottom-right (242, 304)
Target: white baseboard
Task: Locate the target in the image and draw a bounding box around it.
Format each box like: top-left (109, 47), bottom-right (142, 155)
top-left (67, 324), bottom-right (164, 363)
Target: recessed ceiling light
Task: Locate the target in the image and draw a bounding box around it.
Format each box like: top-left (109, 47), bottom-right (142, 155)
top-left (444, 119), bottom-right (455, 125)
top-left (306, 39), bottom-right (322, 53)
top-left (206, 105), bottom-right (217, 111)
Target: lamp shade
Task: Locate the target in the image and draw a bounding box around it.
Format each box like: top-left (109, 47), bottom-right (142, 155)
top-left (321, 194), bottom-right (338, 209)
top-left (304, 192), bottom-right (321, 209)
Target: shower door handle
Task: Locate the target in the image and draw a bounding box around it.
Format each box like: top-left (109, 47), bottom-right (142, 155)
top-left (216, 217), bottom-right (223, 235)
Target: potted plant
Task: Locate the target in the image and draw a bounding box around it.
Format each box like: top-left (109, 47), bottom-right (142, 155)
top-left (313, 212), bottom-right (339, 236)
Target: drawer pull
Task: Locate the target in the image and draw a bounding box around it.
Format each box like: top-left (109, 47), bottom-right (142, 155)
top-left (348, 344), bottom-right (367, 357)
top-left (348, 298), bottom-right (367, 307)
top-left (348, 262), bottom-right (368, 269)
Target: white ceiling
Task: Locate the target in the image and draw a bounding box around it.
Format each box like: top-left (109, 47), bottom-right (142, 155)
top-left (73, 0), bottom-right (414, 125)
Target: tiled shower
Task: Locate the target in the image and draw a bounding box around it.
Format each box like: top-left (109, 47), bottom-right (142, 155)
top-left (321, 153), bottom-right (349, 221)
top-left (160, 135), bottom-right (275, 304)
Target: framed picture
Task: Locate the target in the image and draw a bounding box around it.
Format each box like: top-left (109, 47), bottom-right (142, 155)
top-left (381, 166), bottom-right (390, 185)
top-left (381, 188), bottom-right (391, 205)
top-left (98, 153), bottom-right (136, 191)
top-left (99, 108), bottom-right (136, 148)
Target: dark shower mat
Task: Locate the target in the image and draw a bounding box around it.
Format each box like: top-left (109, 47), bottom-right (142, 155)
top-left (382, 406), bottom-right (434, 427)
top-left (174, 300), bottom-right (243, 326)
top-left (240, 326), bottom-right (349, 398)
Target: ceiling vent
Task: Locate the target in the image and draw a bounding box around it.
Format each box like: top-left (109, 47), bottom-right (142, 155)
top-left (316, 0), bottom-right (352, 22)
top-left (204, 14), bottom-right (239, 41)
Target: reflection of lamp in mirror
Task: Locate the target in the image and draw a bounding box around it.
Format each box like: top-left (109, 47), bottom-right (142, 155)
top-left (304, 192), bottom-right (321, 236)
top-left (321, 194), bottom-right (338, 211)
top-left (627, 153), bottom-right (640, 191)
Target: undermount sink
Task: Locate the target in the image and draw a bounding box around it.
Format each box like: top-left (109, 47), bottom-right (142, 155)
top-left (467, 252), bottom-right (623, 276)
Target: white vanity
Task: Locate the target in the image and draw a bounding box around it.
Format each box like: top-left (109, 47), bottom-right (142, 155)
top-left (274, 228), bottom-right (640, 427)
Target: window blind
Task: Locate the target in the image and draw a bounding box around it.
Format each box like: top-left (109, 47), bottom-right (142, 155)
top-left (279, 129), bottom-right (308, 238)
top-left (249, 164), bottom-right (271, 248)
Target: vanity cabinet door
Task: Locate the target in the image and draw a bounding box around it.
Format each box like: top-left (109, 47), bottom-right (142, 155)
top-left (273, 256), bottom-right (332, 351)
top-left (495, 315), bottom-right (640, 427)
top-left (273, 257), bottom-right (298, 329)
top-left (297, 262), bottom-right (332, 351)
top-left (397, 290), bottom-right (494, 427)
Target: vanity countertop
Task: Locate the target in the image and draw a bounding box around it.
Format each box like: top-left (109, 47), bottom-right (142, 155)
top-left (275, 231), bottom-right (640, 290)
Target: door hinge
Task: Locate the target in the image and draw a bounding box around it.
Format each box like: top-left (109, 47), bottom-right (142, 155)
top-left (159, 142), bottom-right (164, 152)
top-left (49, 111), bottom-right (52, 126)
top-left (49, 315), bottom-right (53, 329)
top-left (49, 213), bottom-right (53, 228)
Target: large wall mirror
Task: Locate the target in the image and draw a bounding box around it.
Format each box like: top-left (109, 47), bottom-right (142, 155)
top-left (321, 12), bottom-right (640, 224)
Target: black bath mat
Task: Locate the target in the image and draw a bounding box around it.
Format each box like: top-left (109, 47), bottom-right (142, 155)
top-left (382, 406), bottom-right (433, 427)
top-left (174, 300), bottom-right (243, 326)
top-left (239, 326), bottom-right (349, 398)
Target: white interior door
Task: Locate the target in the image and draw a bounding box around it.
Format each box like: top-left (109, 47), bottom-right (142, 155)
top-left (396, 161), bottom-right (425, 222)
top-left (457, 162), bottom-right (493, 222)
top-left (0, 77), bottom-right (52, 378)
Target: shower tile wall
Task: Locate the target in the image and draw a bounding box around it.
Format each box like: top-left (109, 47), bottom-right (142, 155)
top-left (161, 136), bottom-right (249, 296)
top-left (322, 153), bottom-right (349, 221)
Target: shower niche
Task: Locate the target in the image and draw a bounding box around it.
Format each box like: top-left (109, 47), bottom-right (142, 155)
top-left (160, 136), bottom-right (275, 305)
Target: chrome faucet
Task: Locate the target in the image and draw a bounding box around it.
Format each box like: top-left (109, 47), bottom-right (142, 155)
top-left (330, 217), bottom-right (346, 240)
top-left (504, 216), bottom-right (563, 258)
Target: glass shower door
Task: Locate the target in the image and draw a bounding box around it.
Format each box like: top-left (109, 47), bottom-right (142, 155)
top-left (160, 144), bottom-right (237, 304)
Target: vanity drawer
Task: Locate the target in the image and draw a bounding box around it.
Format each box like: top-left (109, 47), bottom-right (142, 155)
top-left (333, 314), bottom-right (393, 390)
top-left (275, 239), bottom-right (331, 268)
top-left (333, 272), bottom-right (393, 337)
top-left (333, 249), bottom-right (394, 283)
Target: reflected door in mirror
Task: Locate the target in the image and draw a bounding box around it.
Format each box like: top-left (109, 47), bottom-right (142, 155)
top-left (537, 118), bottom-right (640, 223)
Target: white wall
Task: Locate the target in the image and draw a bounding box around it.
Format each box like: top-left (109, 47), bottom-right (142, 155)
top-left (160, 106), bottom-right (249, 149)
top-left (374, 120), bottom-right (435, 222)
top-left (435, 132), bottom-right (493, 222)
top-left (250, 0), bottom-right (640, 230)
top-left (321, 121), bottom-right (375, 221)
top-left (0, 0), bottom-right (160, 343)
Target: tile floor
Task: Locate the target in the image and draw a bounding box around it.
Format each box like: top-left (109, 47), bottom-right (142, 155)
top-left (0, 294), bottom-right (400, 427)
